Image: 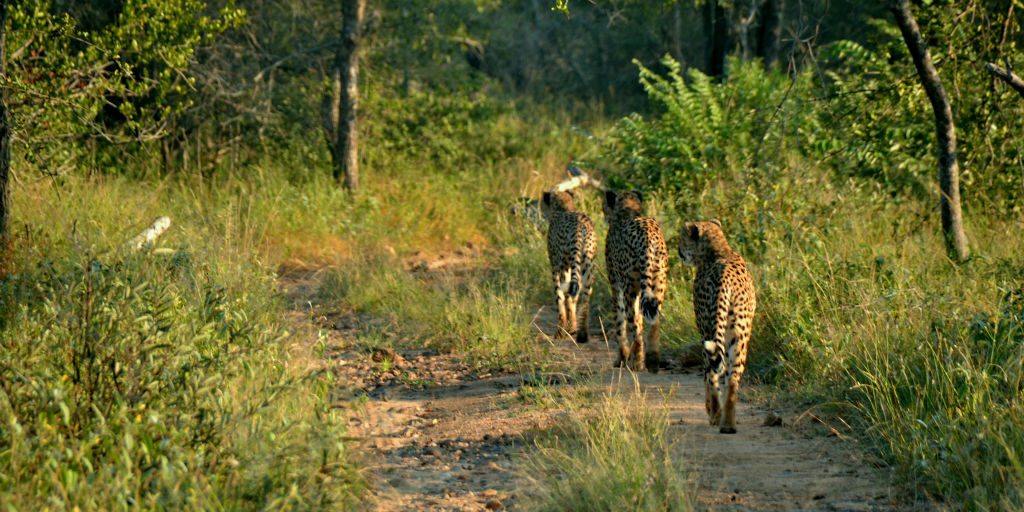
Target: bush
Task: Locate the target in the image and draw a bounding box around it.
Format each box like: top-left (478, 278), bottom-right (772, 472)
top-left (599, 56), bottom-right (820, 205)
top-left (602, 43), bottom-right (1024, 509)
top-left (0, 249), bottom-right (364, 509)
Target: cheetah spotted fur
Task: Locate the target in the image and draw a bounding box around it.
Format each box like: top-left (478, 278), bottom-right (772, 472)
top-left (541, 190), bottom-right (597, 343)
top-left (679, 219), bottom-right (756, 433)
top-left (603, 190), bottom-right (669, 372)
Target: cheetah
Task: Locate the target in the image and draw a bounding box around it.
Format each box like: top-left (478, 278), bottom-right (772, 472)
top-left (678, 219), bottom-right (756, 434)
top-left (603, 190), bottom-right (669, 372)
top-left (541, 190), bottom-right (597, 343)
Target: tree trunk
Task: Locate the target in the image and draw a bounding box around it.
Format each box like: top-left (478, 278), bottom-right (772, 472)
top-left (0, 0), bottom-right (10, 246)
top-left (705, 0), bottom-right (730, 77)
top-left (671, 1), bottom-right (684, 66)
top-left (327, 0), bottom-right (366, 191)
top-left (890, 0), bottom-right (970, 262)
top-left (757, 0), bottom-right (783, 70)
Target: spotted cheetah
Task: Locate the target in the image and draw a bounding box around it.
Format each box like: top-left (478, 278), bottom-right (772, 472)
top-left (541, 190), bottom-right (597, 343)
top-left (603, 190), bottom-right (669, 372)
top-left (678, 220), bottom-right (756, 434)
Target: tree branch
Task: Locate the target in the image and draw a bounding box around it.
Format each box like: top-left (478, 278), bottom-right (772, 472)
top-left (128, 216), bottom-right (172, 251)
top-left (985, 62), bottom-right (1024, 99)
top-left (553, 165), bottom-right (605, 192)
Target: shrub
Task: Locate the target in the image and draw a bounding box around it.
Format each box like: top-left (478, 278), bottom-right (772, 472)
top-left (0, 249), bottom-right (364, 509)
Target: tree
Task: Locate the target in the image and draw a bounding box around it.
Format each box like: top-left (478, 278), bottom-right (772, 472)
top-left (0, 0), bottom-right (9, 246)
top-left (890, 0), bottom-right (970, 262)
top-left (757, 0), bottom-right (783, 70)
top-left (703, 0), bottom-right (730, 77)
top-left (325, 0), bottom-right (367, 191)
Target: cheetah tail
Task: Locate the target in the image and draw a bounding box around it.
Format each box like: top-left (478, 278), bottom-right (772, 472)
top-left (568, 268), bottom-right (581, 298)
top-left (641, 293), bottom-right (659, 320)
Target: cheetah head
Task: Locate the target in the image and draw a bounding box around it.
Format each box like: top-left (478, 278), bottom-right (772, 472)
top-left (541, 190), bottom-right (576, 220)
top-left (678, 219), bottom-right (723, 266)
top-left (603, 190), bottom-right (644, 219)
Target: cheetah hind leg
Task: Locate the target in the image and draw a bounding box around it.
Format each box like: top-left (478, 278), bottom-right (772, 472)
top-left (574, 263), bottom-right (594, 344)
top-left (554, 270), bottom-right (573, 340)
top-left (627, 293), bottom-right (645, 371)
top-left (720, 345), bottom-right (747, 434)
top-left (704, 341), bottom-right (722, 425)
top-left (612, 288), bottom-right (630, 367)
top-left (706, 376), bottom-right (722, 426)
top-left (641, 295), bottom-right (661, 373)
top-left (719, 370), bottom-right (742, 434)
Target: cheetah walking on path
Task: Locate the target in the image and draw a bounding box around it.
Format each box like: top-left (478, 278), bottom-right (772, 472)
top-left (678, 220), bottom-right (756, 433)
top-left (602, 190), bottom-right (669, 372)
top-left (541, 191), bottom-right (597, 344)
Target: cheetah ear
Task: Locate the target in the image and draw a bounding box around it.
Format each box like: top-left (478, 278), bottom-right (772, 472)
top-left (632, 190), bottom-right (643, 204)
top-left (604, 190), bottom-right (617, 208)
top-left (542, 191), bottom-right (552, 206)
top-left (686, 222), bottom-right (700, 241)
top-left (709, 218), bottom-right (722, 228)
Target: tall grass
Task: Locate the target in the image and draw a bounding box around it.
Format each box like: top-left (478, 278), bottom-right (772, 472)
top-left (600, 55), bottom-right (1024, 508)
top-left (315, 221), bottom-right (555, 371)
top-left (520, 383), bottom-right (695, 511)
top-left (758, 212), bottom-right (1024, 508)
top-left (0, 174), bottom-right (366, 509)
top-left (671, 179), bottom-right (1024, 509)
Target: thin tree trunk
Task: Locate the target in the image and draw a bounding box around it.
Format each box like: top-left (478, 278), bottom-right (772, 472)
top-left (702, 0), bottom-right (713, 73)
top-left (758, 0), bottom-right (783, 69)
top-left (0, 0), bottom-right (10, 246)
top-left (705, 0), bottom-right (730, 77)
top-left (739, 0), bottom-right (764, 63)
top-left (328, 0), bottom-right (366, 191)
top-left (671, 1), bottom-right (684, 66)
top-left (890, 0), bottom-right (970, 262)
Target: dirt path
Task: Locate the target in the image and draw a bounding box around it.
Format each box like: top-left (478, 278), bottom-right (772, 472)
top-left (279, 264), bottom-right (909, 512)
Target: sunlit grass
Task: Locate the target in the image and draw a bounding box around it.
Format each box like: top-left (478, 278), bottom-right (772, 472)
top-left (1, 175), bottom-right (367, 509)
top-left (520, 382), bottom-right (696, 511)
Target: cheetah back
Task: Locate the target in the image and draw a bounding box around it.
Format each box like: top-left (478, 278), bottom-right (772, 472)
top-left (606, 217), bottom-right (668, 296)
top-left (548, 211), bottom-right (597, 279)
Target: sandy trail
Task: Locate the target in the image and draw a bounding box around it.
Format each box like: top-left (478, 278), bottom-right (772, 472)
top-left (280, 264), bottom-right (908, 512)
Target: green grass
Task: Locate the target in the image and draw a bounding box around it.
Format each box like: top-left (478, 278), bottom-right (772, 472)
top-left (0, 89), bottom-right (599, 508)
top-left (777, 217), bottom-right (1024, 509)
top-left (315, 220), bottom-right (554, 372)
top-left (0, 175), bottom-right (367, 509)
top-left (5, 56), bottom-right (1022, 510)
top-left (519, 382), bottom-right (695, 511)
top-left (662, 172), bottom-right (1024, 509)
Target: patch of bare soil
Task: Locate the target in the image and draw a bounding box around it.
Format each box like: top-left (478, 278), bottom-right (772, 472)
top-left (279, 258), bottom-right (915, 512)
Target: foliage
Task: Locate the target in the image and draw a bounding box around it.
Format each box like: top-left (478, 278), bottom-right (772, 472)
top-left (601, 10), bottom-right (1024, 505)
top-left (5, 0), bottom-right (244, 174)
top-left (815, 3), bottom-right (1024, 210)
top-left (848, 288), bottom-right (1024, 508)
top-left (0, 176), bottom-right (365, 510)
top-left (600, 55), bottom-right (820, 207)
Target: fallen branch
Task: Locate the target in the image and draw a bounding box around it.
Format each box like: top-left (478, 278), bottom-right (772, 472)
top-left (985, 61), bottom-right (1024, 99)
top-left (512, 166), bottom-right (605, 230)
top-left (128, 216), bottom-right (171, 251)
top-left (551, 164), bottom-right (605, 192)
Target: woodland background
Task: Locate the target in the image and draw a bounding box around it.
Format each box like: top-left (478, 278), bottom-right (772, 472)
top-left (0, 0), bottom-right (1022, 510)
